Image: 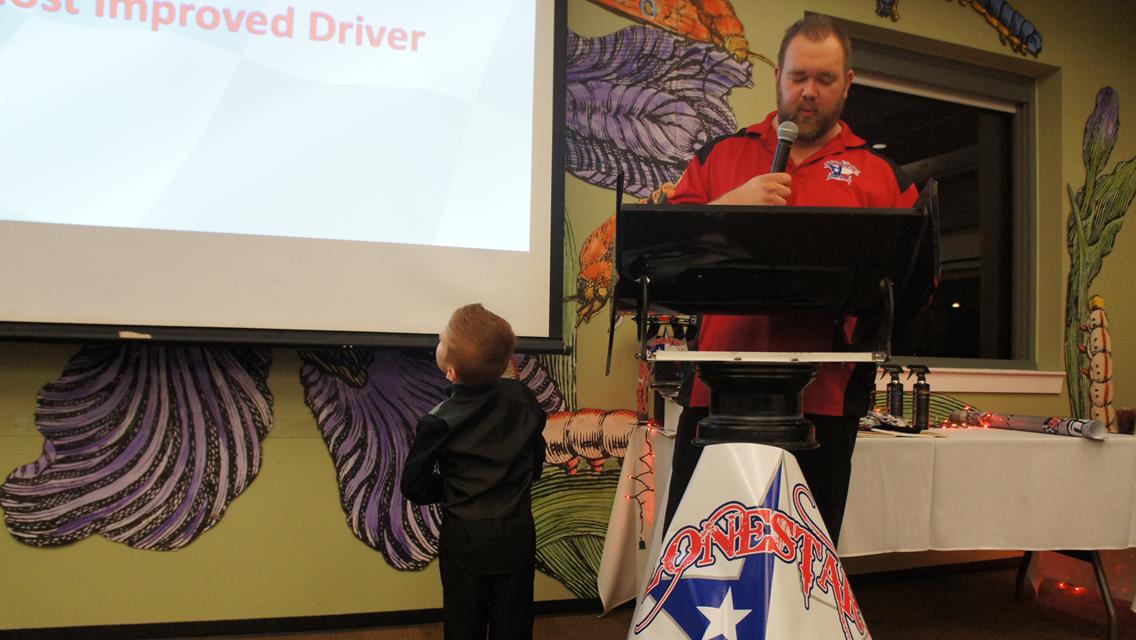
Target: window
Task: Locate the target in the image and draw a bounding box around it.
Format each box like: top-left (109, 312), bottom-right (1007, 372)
top-left (843, 81), bottom-right (1015, 359)
top-left (836, 30), bottom-right (1044, 364)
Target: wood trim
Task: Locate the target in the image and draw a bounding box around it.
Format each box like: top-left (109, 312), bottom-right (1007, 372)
top-left (874, 367), bottom-right (1064, 394)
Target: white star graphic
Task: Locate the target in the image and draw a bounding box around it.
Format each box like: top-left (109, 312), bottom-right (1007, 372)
top-left (696, 587), bottom-right (752, 640)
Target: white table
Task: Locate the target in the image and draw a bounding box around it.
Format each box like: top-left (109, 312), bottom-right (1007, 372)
top-left (599, 420), bottom-right (1136, 631)
top-left (842, 426), bottom-right (1136, 640)
top-left (840, 427), bottom-right (1136, 556)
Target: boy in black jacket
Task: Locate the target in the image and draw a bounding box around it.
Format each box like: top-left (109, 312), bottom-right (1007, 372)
top-left (401, 303), bottom-right (547, 640)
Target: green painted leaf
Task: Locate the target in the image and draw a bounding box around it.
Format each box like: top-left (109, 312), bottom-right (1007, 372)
top-left (533, 465), bottom-right (620, 598)
top-left (1083, 156), bottom-right (1136, 284)
top-left (1066, 185), bottom-right (1087, 251)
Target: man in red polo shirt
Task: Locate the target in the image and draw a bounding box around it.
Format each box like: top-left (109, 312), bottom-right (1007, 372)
top-left (663, 15), bottom-right (918, 546)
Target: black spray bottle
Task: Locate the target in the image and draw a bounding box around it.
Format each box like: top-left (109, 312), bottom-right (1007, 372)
top-left (880, 364), bottom-right (905, 418)
top-left (907, 365), bottom-right (932, 432)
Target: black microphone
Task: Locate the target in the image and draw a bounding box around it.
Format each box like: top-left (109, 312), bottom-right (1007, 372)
top-left (769, 120), bottom-right (799, 173)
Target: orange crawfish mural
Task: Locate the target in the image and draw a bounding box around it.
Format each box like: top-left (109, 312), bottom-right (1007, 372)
top-left (588, 0), bottom-right (773, 66)
top-left (566, 183), bottom-right (678, 327)
top-left (564, 215), bottom-right (615, 327)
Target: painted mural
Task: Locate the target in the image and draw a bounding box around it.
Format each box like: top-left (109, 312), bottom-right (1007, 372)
top-left (0, 346), bottom-right (273, 550)
top-left (563, 23), bottom-right (753, 333)
top-left (0, 340), bottom-right (634, 597)
top-left (876, 0), bottom-right (1043, 57)
top-left (299, 348), bottom-right (448, 570)
top-left (586, 0), bottom-right (771, 65)
top-left (534, 408), bottom-right (637, 596)
top-left (565, 25), bottom-right (752, 199)
top-left (1065, 87), bottom-right (1136, 428)
top-left (297, 344), bottom-right (639, 596)
top-left (564, 215), bottom-right (616, 327)
top-left (296, 339), bottom-right (634, 595)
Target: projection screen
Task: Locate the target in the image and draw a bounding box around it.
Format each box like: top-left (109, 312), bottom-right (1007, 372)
top-left (0, 0), bottom-right (565, 347)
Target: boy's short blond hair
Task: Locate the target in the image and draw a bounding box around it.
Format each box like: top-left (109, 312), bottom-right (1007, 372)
top-left (444, 304), bottom-right (516, 387)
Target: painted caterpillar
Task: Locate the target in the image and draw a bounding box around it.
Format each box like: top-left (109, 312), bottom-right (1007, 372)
top-left (955, 0), bottom-right (1043, 57)
top-left (1080, 295), bottom-right (1115, 430)
top-left (877, 1), bottom-right (1043, 57)
top-left (876, 0), bottom-right (900, 21)
top-left (543, 409), bottom-right (638, 474)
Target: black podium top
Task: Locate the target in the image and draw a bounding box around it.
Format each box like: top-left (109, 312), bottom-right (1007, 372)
top-left (614, 198), bottom-right (936, 318)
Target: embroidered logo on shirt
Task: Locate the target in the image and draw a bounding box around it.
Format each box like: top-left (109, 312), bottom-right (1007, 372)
top-left (824, 159), bottom-right (861, 184)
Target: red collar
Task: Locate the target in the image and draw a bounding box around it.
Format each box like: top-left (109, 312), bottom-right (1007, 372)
top-left (746, 111), bottom-right (866, 166)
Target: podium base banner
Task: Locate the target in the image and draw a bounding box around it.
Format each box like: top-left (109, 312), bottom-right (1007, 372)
top-left (630, 443), bottom-right (869, 639)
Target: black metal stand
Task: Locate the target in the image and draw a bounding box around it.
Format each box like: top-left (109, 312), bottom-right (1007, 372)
top-left (693, 362), bottom-right (818, 450)
top-left (1016, 550), bottom-right (1117, 640)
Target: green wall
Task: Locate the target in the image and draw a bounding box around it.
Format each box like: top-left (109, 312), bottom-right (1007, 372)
top-left (3, 0), bottom-right (1136, 631)
top-left (0, 344), bottom-right (575, 629)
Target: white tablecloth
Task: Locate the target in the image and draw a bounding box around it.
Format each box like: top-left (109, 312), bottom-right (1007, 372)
top-left (598, 416), bottom-right (1136, 612)
top-left (840, 427), bottom-right (1136, 557)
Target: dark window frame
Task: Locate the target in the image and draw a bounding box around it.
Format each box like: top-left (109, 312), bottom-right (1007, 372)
top-left (846, 76), bottom-right (1016, 360)
top-left (829, 17), bottom-right (1058, 369)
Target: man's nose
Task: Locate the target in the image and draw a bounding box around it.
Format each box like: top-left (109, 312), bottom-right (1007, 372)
top-left (801, 79), bottom-right (818, 99)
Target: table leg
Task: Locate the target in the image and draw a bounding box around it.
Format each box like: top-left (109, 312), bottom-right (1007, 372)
top-left (1086, 550), bottom-right (1118, 640)
top-left (1015, 550), bottom-right (1033, 601)
top-left (1017, 550), bottom-right (1117, 639)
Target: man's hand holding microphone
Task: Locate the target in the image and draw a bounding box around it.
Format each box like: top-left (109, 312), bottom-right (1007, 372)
top-left (709, 121), bottom-right (799, 206)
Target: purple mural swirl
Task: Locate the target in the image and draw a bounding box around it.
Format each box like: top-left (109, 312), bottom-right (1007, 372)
top-left (512, 354), bottom-right (568, 415)
top-left (300, 349), bottom-right (449, 570)
top-left (565, 26), bottom-right (752, 197)
top-left (0, 345), bottom-right (273, 550)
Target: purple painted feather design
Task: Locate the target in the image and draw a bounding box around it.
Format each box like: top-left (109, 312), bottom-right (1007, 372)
top-left (300, 349), bottom-right (448, 570)
top-left (567, 26), bottom-right (746, 134)
top-left (0, 346), bottom-right (273, 550)
top-left (511, 354), bottom-right (567, 414)
top-left (565, 26), bottom-right (752, 197)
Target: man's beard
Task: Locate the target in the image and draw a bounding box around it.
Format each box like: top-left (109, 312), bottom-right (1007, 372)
top-left (777, 86), bottom-right (845, 143)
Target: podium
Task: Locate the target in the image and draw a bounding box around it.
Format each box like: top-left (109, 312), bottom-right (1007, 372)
top-left (605, 186), bottom-right (940, 638)
top-left (612, 182), bottom-right (939, 450)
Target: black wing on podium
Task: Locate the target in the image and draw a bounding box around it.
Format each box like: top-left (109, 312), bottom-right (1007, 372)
top-left (893, 179), bottom-right (941, 334)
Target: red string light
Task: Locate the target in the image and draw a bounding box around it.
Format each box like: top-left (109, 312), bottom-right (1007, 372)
top-left (1056, 581), bottom-right (1088, 595)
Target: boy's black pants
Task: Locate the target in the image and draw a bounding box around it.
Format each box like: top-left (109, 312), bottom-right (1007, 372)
top-left (438, 515), bottom-right (536, 640)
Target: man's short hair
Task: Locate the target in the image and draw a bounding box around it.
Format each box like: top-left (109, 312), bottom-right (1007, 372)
top-left (445, 303), bottom-right (516, 387)
top-left (777, 15), bottom-right (853, 73)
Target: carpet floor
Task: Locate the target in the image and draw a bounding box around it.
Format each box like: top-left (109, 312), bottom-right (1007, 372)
top-left (226, 563), bottom-right (1136, 640)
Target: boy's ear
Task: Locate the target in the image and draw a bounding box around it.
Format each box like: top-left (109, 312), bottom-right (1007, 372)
top-left (444, 367), bottom-right (457, 383)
